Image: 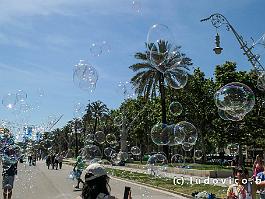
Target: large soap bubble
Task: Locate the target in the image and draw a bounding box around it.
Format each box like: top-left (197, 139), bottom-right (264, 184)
top-left (147, 24), bottom-right (175, 70)
top-left (81, 145), bottom-right (102, 162)
top-left (175, 121), bottom-right (197, 145)
top-left (95, 131), bottom-right (105, 144)
top-left (169, 101), bottom-right (183, 116)
top-left (130, 146), bottom-right (141, 156)
top-left (214, 82), bottom-right (255, 118)
top-left (164, 67), bottom-right (188, 89)
top-left (150, 123), bottom-right (169, 145)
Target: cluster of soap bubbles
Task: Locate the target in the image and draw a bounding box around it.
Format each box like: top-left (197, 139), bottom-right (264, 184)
top-left (146, 24), bottom-right (188, 89)
top-left (215, 82), bottom-right (255, 121)
top-left (90, 41), bottom-right (111, 57)
top-left (150, 121), bottom-right (197, 151)
top-left (73, 60), bottom-right (98, 93)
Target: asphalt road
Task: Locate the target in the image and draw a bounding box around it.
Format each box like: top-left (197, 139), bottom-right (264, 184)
top-left (0, 161), bottom-right (188, 199)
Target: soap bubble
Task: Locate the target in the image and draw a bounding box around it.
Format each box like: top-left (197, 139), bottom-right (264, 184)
top-left (16, 90), bottom-right (27, 102)
top-left (171, 154), bottom-right (184, 167)
top-left (182, 142), bottom-right (193, 151)
top-left (194, 150), bottom-right (203, 159)
top-left (104, 147), bottom-right (115, 157)
top-left (90, 43), bottom-right (102, 57)
top-left (81, 145), bottom-right (102, 162)
top-left (111, 151), bottom-right (128, 162)
top-left (95, 131), bottom-right (105, 144)
top-left (169, 101), bottom-right (183, 116)
top-left (173, 124), bottom-right (186, 144)
top-left (2, 93), bottom-right (17, 109)
top-left (106, 134), bottom-right (117, 145)
top-left (214, 82), bottom-right (255, 117)
top-left (147, 24), bottom-right (175, 69)
top-left (175, 121), bottom-right (197, 145)
top-left (150, 123), bottom-right (169, 145)
top-left (130, 146), bottom-right (141, 156)
top-left (165, 67), bottom-right (188, 89)
top-left (73, 60), bottom-right (98, 92)
top-left (101, 41), bottom-right (111, 54)
top-left (132, 0), bottom-right (141, 13)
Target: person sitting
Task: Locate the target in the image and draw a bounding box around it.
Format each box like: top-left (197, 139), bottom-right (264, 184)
top-left (75, 163), bottom-right (132, 199)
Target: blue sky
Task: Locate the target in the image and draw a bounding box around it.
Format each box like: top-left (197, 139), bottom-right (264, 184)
top-left (0, 0), bottom-right (264, 129)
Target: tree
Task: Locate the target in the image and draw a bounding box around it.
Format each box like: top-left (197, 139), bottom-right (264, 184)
top-left (129, 41), bottom-right (192, 157)
top-left (85, 101), bottom-right (109, 134)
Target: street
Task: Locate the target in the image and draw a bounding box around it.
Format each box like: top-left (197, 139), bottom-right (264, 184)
top-left (0, 161), bottom-right (189, 199)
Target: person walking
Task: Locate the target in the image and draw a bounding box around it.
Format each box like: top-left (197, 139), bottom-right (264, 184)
top-left (2, 149), bottom-right (18, 199)
top-left (51, 154), bottom-right (56, 169)
top-left (73, 156), bottom-right (85, 189)
top-left (54, 154), bottom-right (59, 170)
top-left (46, 155), bottom-right (51, 169)
top-left (58, 153), bottom-right (63, 169)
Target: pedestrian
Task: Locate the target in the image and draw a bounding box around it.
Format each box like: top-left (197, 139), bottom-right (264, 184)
top-left (253, 155), bottom-right (264, 179)
top-left (75, 163), bottom-right (132, 199)
top-left (2, 149), bottom-right (18, 199)
top-left (226, 166), bottom-right (265, 199)
top-left (28, 154), bottom-right (32, 166)
top-left (46, 155), bottom-right (51, 169)
top-left (55, 154), bottom-right (59, 170)
top-left (73, 156), bottom-right (85, 189)
top-left (58, 153), bottom-right (63, 169)
top-left (51, 154), bottom-right (56, 169)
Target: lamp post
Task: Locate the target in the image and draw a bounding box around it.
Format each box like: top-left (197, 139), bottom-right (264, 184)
top-left (72, 120), bottom-right (82, 158)
top-left (201, 13), bottom-right (265, 73)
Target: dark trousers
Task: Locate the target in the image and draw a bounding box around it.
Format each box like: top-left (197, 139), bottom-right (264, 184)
top-left (59, 162), bottom-right (62, 169)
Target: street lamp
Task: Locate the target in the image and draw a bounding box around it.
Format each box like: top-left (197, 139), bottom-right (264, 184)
top-left (201, 13), bottom-right (265, 73)
top-left (72, 121), bottom-right (82, 158)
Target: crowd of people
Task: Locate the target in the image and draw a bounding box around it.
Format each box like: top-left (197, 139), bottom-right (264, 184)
top-left (45, 153), bottom-right (64, 170)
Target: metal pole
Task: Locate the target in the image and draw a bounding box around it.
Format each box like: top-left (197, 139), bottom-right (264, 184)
top-left (201, 13), bottom-right (264, 72)
top-left (75, 124), bottom-right (78, 158)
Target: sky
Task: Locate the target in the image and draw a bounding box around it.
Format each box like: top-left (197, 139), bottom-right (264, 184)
top-left (0, 0), bottom-right (264, 129)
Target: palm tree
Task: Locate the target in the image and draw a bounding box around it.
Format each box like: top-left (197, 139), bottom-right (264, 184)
top-left (129, 41), bottom-right (192, 157)
top-left (86, 101), bottom-right (109, 134)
